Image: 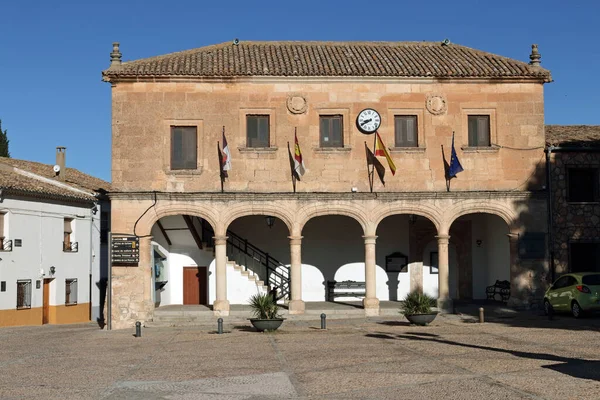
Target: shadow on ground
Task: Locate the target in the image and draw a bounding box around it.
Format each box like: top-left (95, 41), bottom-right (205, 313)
top-left (366, 330), bottom-right (600, 381)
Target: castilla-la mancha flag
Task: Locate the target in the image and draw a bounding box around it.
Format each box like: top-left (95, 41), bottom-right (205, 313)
top-left (293, 132), bottom-right (306, 178)
top-left (374, 132), bottom-right (396, 175)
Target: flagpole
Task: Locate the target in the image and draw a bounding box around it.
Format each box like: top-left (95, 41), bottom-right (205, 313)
top-left (222, 125), bottom-right (226, 194)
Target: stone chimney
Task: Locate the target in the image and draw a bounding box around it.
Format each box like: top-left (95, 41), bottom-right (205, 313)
top-left (56, 147), bottom-right (66, 181)
top-left (529, 44), bottom-right (541, 67)
top-left (110, 42), bottom-right (122, 67)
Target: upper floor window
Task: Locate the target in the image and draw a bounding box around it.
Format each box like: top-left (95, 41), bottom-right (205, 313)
top-left (394, 116), bottom-right (418, 147)
top-left (568, 168), bottom-right (600, 202)
top-left (320, 115), bottom-right (343, 148)
top-left (170, 126), bottom-right (197, 170)
top-left (468, 115), bottom-right (490, 147)
top-left (246, 115), bottom-right (270, 148)
top-left (63, 218), bottom-right (78, 252)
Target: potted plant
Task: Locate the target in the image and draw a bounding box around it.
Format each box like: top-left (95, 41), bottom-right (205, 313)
top-left (400, 290), bottom-right (438, 326)
top-left (248, 293), bottom-right (285, 332)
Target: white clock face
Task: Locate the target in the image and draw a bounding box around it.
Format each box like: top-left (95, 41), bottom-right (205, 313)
top-left (357, 109), bottom-right (381, 133)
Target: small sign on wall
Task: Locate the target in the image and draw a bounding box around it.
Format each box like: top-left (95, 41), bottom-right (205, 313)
top-left (14, 239), bottom-right (22, 247)
top-left (385, 252), bottom-right (408, 273)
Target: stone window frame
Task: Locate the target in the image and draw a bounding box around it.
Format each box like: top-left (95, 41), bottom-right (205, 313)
top-left (162, 119), bottom-right (204, 176)
top-left (313, 108), bottom-right (351, 153)
top-left (238, 108), bottom-right (278, 153)
top-left (460, 108), bottom-right (499, 153)
top-left (386, 108), bottom-right (426, 153)
top-left (566, 165), bottom-right (600, 204)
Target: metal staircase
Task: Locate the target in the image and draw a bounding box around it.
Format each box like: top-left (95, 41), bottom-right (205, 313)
top-left (200, 220), bottom-right (291, 301)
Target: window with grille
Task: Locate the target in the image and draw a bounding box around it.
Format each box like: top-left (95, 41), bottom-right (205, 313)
top-left (65, 279), bottom-right (78, 305)
top-left (16, 280), bottom-right (31, 309)
top-left (320, 115), bottom-right (343, 148)
top-left (246, 115), bottom-right (270, 148)
top-left (468, 115), bottom-right (490, 147)
top-left (568, 168), bottom-right (600, 202)
top-left (0, 212), bottom-right (5, 251)
top-left (170, 126), bottom-right (197, 170)
top-left (395, 116), bottom-right (418, 147)
top-left (63, 218), bottom-right (74, 251)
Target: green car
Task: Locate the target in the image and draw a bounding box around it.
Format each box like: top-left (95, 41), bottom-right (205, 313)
top-left (544, 273), bottom-right (600, 318)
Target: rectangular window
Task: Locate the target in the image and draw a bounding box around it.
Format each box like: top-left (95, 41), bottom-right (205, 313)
top-left (65, 279), bottom-right (78, 305)
top-left (570, 243), bottom-right (600, 273)
top-left (468, 115), bottom-right (490, 147)
top-left (246, 115), bottom-right (270, 148)
top-left (0, 212), bottom-right (5, 251)
top-left (568, 168), bottom-right (600, 202)
top-left (518, 233), bottom-right (546, 259)
top-left (320, 115), bottom-right (344, 148)
top-left (394, 116), bottom-right (418, 147)
top-left (430, 252), bottom-right (439, 274)
top-left (64, 218), bottom-right (73, 251)
top-left (17, 280), bottom-right (31, 309)
top-left (170, 126), bottom-right (197, 170)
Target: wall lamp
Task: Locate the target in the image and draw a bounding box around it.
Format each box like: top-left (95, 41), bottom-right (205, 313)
top-left (49, 266), bottom-right (56, 275)
top-left (476, 239), bottom-right (483, 248)
top-left (265, 216), bottom-right (275, 229)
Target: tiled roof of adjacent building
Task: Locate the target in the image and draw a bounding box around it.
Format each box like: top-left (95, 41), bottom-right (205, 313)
top-left (0, 157), bottom-right (111, 202)
top-left (102, 41), bottom-right (551, 81)
top-left (546, 125), bottom-right (600, 147)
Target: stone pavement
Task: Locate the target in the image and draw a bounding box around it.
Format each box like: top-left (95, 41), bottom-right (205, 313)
top-left (0, 312), bottom-right (599, 399)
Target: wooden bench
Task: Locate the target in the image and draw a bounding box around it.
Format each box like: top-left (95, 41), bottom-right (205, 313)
top-left (326, 280), bottom-right (366, 301)
top-left (486, 280), bottom-right (511, 303)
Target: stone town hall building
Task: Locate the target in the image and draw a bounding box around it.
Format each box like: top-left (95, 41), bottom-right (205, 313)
top-left (102, 41), bottom-right (552, 329)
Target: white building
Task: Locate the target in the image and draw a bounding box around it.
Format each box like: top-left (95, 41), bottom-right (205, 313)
top-left (0, 150), bottom-right (110, 327)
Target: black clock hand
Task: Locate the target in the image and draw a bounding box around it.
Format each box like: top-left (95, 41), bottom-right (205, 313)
top-left (360, 118), bottom-right (372, 126)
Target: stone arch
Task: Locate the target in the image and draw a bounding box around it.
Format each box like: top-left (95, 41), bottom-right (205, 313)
top-left (221, 202), bottom-right (295, 235)
top-left (372, 204), bottom-right (443, 233)
top-left (443, 200), bottom-right (517, 234)
top-left (297, 202), bottom-right (369, 235)
top-left (135, 202), bottom-right (220, 237)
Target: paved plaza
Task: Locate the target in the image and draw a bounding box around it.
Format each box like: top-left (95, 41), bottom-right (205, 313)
top-left (0, 310), bottom-right (599, 399)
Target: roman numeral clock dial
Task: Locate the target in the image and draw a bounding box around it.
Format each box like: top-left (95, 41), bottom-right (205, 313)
top-left (357, 108), bottom-right (381, 134)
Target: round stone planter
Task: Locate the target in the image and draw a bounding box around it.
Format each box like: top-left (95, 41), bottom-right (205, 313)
top-left (405, 313), bottom-right (438, 326)
top-left (249, 318), bottom-right (285, 332)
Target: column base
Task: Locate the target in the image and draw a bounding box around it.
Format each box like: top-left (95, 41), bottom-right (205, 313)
top-left (288, 299), bottom-right (305, 314)
top-left (437, 297), bottom-right (453, 313)
top-left (213, 300), bottom-right (230, 317)
top-left (363, 297), bottom-right (380, 316)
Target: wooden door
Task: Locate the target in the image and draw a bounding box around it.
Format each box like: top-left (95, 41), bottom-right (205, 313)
top-left (42, 279), bottom-right (51, 324)
top-left (183, 266), bottom-right (208, 305)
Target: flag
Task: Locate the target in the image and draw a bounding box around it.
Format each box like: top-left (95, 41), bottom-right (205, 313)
top-left (293, 132), bottom-right (306, 178)
top-left (222, 131), bottom-right (231, 173)
top-left (448, 132), bottom-right (464, 177)
top-left (288, 143), bottom-right (300, 181)
top-left (217, 142), bottom-right (227, 180)
top-left (365, 142), bottom-right (386, 186)
top-left (374, 132), bottom-right (396, 175)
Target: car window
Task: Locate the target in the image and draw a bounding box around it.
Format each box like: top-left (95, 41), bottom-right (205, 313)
top-left (553, 276), bottom-right (568, 289)
top-left (582, 274), bottom-right (600, 286)
top-left (566, 276), bottom-right (578, 287)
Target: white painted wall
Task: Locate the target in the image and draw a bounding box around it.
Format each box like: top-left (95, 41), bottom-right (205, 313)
top-left (422, 240), bottom-right (458, 299)
top-left (0, 196), bottom-right (98, 312)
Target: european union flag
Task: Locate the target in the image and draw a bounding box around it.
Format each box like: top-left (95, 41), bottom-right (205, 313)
top-left (448, 132), bottom-right (464, 177)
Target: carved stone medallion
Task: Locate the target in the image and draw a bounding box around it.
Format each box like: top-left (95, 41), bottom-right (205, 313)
top-left (426, 95), bottom-right (447, 115)
top-left (287, 94), bottom-right (307, 114)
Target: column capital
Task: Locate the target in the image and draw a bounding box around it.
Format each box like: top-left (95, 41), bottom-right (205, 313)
top-left (213, 235), bottom-right (228, 245)
top-left (288, 235), bottom-right (303, 245)
top-left (507, 233), bottom-right (519, 242)
top-left (362, 235), bottom-right (377, 244)
top-left (435, 234), bottom-right (450, 244)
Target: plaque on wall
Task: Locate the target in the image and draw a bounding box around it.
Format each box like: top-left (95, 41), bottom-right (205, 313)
top-left (111, 235), bottom-right (140, 265)
top-left (385, 252), bottom-right (408, 273)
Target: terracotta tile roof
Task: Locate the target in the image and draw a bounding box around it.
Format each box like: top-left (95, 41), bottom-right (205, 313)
top-left (0, 157), bottom-right (111, 202)
top-left (102, 41), bottom-right (551, 81)
top-left (546, 125), bottom-right (600, 147)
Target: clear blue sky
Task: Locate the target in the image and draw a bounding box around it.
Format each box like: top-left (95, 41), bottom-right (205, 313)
top-left (1, 0), bottom-right (598, 181)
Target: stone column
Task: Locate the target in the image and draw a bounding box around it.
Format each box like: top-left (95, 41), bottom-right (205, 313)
top-left (213, 235), bottom-right (230, 316)
top-left (363, 235), bottom-right (379, 316)
top-left (507, 233), bottom-right (521, 307)
top-left (288, 236), bottom-right (305, 314)
top-left (436, 234), bottom-right (452, 311)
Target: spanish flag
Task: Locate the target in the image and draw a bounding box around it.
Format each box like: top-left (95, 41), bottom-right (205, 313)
top-left (374, 132), bottom-right (396, 175)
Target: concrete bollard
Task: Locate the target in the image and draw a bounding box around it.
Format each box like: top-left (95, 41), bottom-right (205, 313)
top-left (320, 313), bottom-right (326, 329)
top-left (217, 318), bottom-right (223, 334)
top-left (479, 307), bottom-right (484, 323)
top-left (135, 321), bottom-right (142, 337)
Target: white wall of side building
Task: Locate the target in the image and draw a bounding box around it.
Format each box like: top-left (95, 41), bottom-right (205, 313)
top-left (0, 196), bottom-right (99, 326)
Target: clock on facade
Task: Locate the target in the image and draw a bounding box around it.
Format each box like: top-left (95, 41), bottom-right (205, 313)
top-left (357, 108), bottom-right (381, 133)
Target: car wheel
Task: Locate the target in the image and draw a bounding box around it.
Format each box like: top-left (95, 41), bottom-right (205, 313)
top-left (571, 301), bottom-right (582, 318)
top-left (544, 300), bottom-right (553, 316)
